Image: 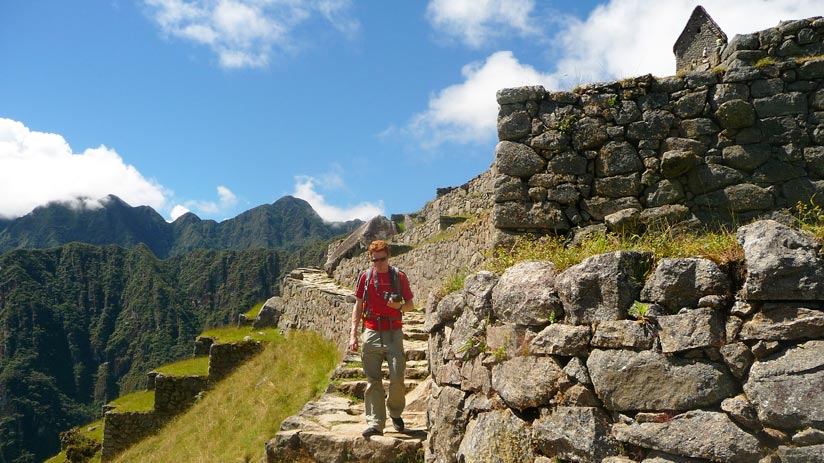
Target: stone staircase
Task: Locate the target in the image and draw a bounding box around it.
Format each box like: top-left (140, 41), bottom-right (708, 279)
top-left (266, 310), bottom-right (432, 463)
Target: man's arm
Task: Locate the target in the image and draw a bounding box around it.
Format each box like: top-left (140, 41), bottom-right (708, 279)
top-left (349, 298), bottom-right (363, 352)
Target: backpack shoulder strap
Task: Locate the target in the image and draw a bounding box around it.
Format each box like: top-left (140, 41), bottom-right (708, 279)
top-left (390, 266), bottom-right (402, 295)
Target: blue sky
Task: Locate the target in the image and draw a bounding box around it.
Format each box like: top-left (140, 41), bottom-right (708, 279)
top-left (1, 0), bottom-right (821, 222)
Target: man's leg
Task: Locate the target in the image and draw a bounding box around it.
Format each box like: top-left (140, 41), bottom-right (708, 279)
top-left (361, 328), bottom-right (386, 431)
top-left (385, 328), bottom-right (407, 422)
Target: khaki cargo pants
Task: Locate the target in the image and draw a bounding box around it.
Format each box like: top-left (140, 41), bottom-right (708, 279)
top-left (361, 327), bottom-right (406, 431)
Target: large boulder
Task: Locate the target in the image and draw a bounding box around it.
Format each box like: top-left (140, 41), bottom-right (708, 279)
top-left (737, 220), bottom-right (824, 300)
top-left (587, 349), bottom-right (736, 411)
top-left (744, 340), bottom-right (824, 430)
top-left (323, 215), bottom-right (395, 274)
top-left (556, 251), bottom-right (653, 325)
top-left (457, 409), bottom-right (534, 462)
top-left (254, 296), bottom-right (282, 328)
top-left (425, 386), bottom-right (468, 463)
top-left (491, 356), bottom-right (565, 410)
top-left (491, 261), bottom-right (562, 326)
top-left (641, 258), bottom-right (730, 312)
top-left (612, 411), bottom-right (761, 463)
top-left (533, 406), bottom-right (619, 462)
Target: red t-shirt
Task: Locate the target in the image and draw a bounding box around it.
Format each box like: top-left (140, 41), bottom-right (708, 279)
top-left (355, 267), bottom-right (414, 331)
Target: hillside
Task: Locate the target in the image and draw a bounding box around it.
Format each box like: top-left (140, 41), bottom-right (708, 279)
top-left (0, 241), bottom-right (327, 463)
top-left (0, 195), bottom-right (361, 258)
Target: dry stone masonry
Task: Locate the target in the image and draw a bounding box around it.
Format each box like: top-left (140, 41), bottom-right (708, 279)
top-left (100, 336), bottom-right (266, 461)
top-left (425, 219), bottom-right (824, 462)
top-left (493, 15), bottom-right (824, 238)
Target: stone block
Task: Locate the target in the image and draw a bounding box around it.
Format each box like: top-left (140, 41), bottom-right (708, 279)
top-left (556, 251), bottom-right (652, 325)
top-left (529, 323), bottom-right (591, 356)
top-left (658, 308), bottom-right (723, 354)
top-left (587, 349), bottom-right (736, 411)
top-left (591, 320), bottom-right (654, 349)
top-left (533, 406), bottom-right (619, 462)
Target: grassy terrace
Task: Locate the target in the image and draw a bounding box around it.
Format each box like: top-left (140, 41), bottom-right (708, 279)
top-left (44, 419), bottom-right (104, 463)
top-left (107, 390), bottom-right (156, 414)
top-left (152, 356), bottom-right (210, 377)
top-left (243, 300), bottom-right (265, 319)
top-left (112, 331), bottom-right (338, 463)
top-left (199, 326), bottom-right (282, 344)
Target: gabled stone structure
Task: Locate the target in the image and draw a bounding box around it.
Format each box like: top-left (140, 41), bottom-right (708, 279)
top-left (674, 5), bottom-right (727, 73)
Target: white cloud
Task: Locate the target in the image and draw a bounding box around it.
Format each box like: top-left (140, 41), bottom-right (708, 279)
top-left (426, 0), bottom-right (539, 48)
top-left (412, 0), bottom-right (823, 148)
top-left (181, 185), bottom-right (238, 216)
top-left (0, 118), bottom-right (168, 219)
top-left (550, 0), bottom-right (824, 85)
top-left (170, 204), bottom-right (191, 220)
top-left (292, 175), bottom-right (383, 222)
top-left (409, 51), bottom-right (555, 146)
top-left (143, 0), bottom-right (359, 68)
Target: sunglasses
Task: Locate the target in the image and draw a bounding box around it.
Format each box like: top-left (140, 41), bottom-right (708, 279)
top-left (371, 256), bottom-right (388, 263)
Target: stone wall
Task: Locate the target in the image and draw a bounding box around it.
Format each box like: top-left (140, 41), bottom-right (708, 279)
top-left (101, 411), bottom-right (166, 462)
top-left (425, 219), bottom-right (824, 462)
top-left (278, 269), bottom-right (354, 353)
top-left (494, 25), bottom-right (824, 236)
top-left (393, 168), bottom-right (495, 246)
top-left (720, 17), bottom-right (824, 70)
top-left (207, 341), bottom-right (265, 384)
top-left (153, 374), bottom-right (208, 415)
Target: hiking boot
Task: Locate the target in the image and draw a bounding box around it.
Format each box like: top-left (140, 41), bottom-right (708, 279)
top-left (391, 417), bottom-right (405, 432)
top-left (362, 426), bottom-right (383, 438)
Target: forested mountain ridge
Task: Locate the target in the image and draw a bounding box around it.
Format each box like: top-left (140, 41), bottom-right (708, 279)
top-left (0, 235), bottom-right (334, 462)
top-left (0, 195), bottom-right (361, 258)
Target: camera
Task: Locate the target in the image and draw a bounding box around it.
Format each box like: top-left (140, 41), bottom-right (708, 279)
top-left (383, 292), bottom-right (402, 303)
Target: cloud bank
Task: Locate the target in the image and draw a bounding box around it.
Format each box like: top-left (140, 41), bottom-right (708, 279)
top-left (426, 0), bottom-right (540, 48)
top-left (415, 0), bottom-right (823, 147)
top-left (0, 118), bottom-right (168, 219)
top-left (292, 175), bottom-right (383, 222)
top-left (143, 0), bottom-right (359, 68)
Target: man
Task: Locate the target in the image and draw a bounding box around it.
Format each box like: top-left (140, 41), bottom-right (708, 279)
top-left (349, 240), bottom-right (414, 438)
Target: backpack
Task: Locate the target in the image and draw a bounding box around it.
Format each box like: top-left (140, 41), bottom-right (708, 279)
top-left (360, 266), bottom-right (403, 327)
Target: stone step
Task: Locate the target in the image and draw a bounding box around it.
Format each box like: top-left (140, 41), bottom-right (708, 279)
top-left (267, 379), bottom-right (433, 463)
top-left (332, 360), bottom-right (429, 380)
top-left (405, 339), bottom-right (428, 361)
top-left (328, 379), bottom-right (421, 400)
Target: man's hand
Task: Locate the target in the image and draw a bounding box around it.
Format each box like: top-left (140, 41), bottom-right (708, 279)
top-left (348, 334), bottom-right (359, 352)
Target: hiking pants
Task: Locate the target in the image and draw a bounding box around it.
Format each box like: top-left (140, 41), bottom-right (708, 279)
top-left (361, 328), bottom-right (406, 431)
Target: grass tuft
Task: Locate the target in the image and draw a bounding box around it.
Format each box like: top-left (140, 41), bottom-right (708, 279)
top-left (485, 227), bottom-right (743, 275)
top-left (112, 330), bottom-right (338, 463)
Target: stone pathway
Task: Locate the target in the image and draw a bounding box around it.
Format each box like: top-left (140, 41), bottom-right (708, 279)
top-left (266, 309), bottom-right (431, 463)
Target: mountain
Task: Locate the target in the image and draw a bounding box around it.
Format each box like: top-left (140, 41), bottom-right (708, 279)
top-left (0, 195), bottom-right (362, 258)
top-left (0, 242), bottom-right (324, 463)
